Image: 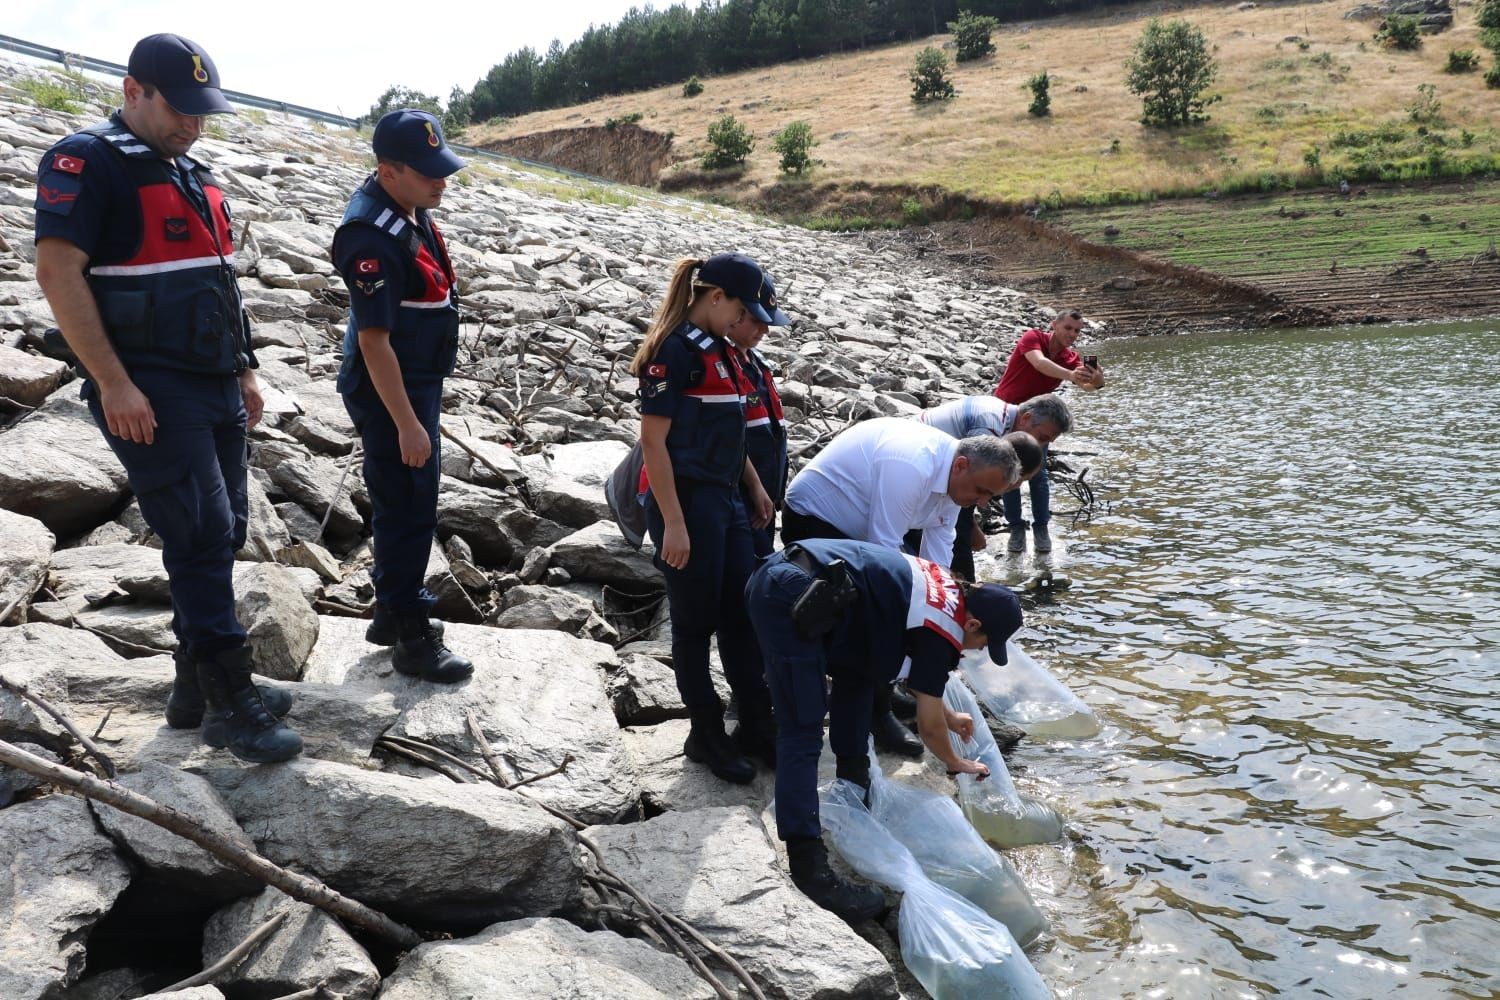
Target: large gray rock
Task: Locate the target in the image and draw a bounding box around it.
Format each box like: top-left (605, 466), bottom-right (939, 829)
top-left (425, 539), bottom-right (484, 622)
top-left (0, 795), bottom-right (133, 1000)
top-left (234, 562), bottom-right (319, 681)
top-left (378, 917), bottom-right (717, 1000)
top-left (202, 887), bottom-right (378, 1000)
top-left (241, 472), bottom-right (292, 561)
top-left (202, 757), bottom-right (582, 928)
top-left (496, 584), bottom-right (617, 643)
top-left (621, 719), bottom-right (773, 815)
top-left (0, 507), bottom-right (54, 624)
top-left (90, 762), bottom-right (260, 899)
top-left (137, 989), bottom-right (223, 1000)
top-left (585, 806), bottom-right (898, 1000)
top-left (249, 440), bottom-right (364, 542)
top-left (46, 542), bottom-right (166, 600)
top-left (0, 622), bottom-right (80, 749)
top-left (549, 520), bottom-right (662, 589)
top-left (0, 343), bottom-right (69, 407)
top-left (520, 439), bottom-right (628, 528)
top-left (0, 392), bottom-right (129, 537)
top-left (607, 652), bottom-right (690, 725)
top-left (437, 476), bottom-right (519, 565)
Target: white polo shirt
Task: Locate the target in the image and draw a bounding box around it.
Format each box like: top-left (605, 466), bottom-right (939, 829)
top-left (785, 417), bottom-right (961, 567)
top-left (918, 395), bottom-right (1017, 440)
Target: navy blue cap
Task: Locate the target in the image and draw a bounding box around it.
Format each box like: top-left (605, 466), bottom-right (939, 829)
top-left (698, 253), bottom-right (790, 327)
top-left (127, 34), bottom-right (234, 116)
top-left (966, 584), bottom-right (1022, 664)
top-left (372, 109), bottom-right (466, 178)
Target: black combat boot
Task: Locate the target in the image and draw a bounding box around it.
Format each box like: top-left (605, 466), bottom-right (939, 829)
top-left (198, 647), bottom-right (303, 764)
top-left (835, 754), bottom-right (871, 806)
top-left (684, 710), bottom-right (755, 784)
top-left (365, 603), bottom-right (445, 647)
top-left (786, 837), bottom-right (886, 922)
top-left (392, 613), bottom-right (473, 684)
top-left (871, 687), bottom-right (923, 758)
top-left (887, 685), bottom-right (918, 722)
top-left (731, 695), bottom-right (777, 770)
top-left (166, 646), bottom-right (293, 730)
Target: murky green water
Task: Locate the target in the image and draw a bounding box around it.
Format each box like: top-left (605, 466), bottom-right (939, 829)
top-left (981, 320), bottom-right (1500, 999)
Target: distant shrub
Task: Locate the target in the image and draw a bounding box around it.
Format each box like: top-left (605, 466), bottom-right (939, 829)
top-left (1375, 15), bottom-right (1422, 50)
top-left (1026, 70), bottom-right (1051, 117)
top-left (949, 10), bottom-right (999, 62)
top-left (1407, 83), bottom-right (1443, 125)
top-left (1302, 145), bottom-right (1321, 169)
top-left (702, 113), bottom-right (754, 168)
top-left (910, 47), bottom-right (956, 102)
top-left (15, 74), bottom-right (87, 113)
top-left (1479, 0), bottom-right (1500, 50)
top-left (900, 197), bottom-right (926, 223)
top-left (1487, 65), bottom-right (1500, 88)
top-left (682, 75), bottom-right (704, 98)
top-left (605, 112), bottom-right (643, 131)
top-left (1445, 49), bottom-right (1481, 72)
top-left (772, 121), bottom-right (817, 174)
top-left (1125, 18), bottom-right (1220, 126)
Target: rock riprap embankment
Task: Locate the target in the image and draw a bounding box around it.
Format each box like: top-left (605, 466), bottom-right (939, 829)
top-left (0, 57), bottom-right (1055, 999)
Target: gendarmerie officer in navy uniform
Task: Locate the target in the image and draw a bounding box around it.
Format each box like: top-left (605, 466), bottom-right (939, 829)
top-left (331, 110), bottom-right (472, 683)
top-left (726, 314), bottom-right (789, 557)
top-left (745, 538), bottom-right (1022, 920)
top-left (33, 34), bottom-right (300, 764)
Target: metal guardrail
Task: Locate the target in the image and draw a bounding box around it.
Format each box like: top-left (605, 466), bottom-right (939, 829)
top-left (0, 32), bottom-right (618, 186)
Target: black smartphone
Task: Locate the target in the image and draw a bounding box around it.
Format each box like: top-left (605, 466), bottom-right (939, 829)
top-left (1085, 355), bottom-right (1098, 367)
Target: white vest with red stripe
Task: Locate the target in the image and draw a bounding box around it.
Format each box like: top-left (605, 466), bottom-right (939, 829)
top-left (81, 118), bottom-right (250, 374)
top-left (894, 553), bottom-right (966, 681)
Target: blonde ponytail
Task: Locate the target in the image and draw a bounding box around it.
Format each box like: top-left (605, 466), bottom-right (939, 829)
top-left (630, 257), bottom-right (711, 375)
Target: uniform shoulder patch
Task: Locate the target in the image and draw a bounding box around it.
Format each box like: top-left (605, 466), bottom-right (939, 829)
top-left (646, 363), bottom-right (667, 378)
top-left (35, 175), bottom-right (82, 216)
top-left (52, 153), bottom-right (86, 175)
top-left (355, 278), bottom-right (386, 296)
top-left (356, 258), bottom-right (381, 274)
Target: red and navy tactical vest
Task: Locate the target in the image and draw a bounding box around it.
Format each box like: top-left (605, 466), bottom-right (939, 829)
top-left (333, 177), bottom-right (459, 389)
top-left (741, 346), bottom-right (788, 504)
top-left (79, 118), bottom-right (250, 374)
top-left (641, 324), bottom-right (749, 490)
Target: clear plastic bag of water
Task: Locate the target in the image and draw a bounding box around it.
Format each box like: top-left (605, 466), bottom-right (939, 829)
top-left (867, 750), bottom-right (1048, 946)
top-left (943, 674), bottom-right (1066, 847)
top-left (960, 641), bottom-right (1100, 739)
top-left (821, 780), bottom-right (1053, 1000)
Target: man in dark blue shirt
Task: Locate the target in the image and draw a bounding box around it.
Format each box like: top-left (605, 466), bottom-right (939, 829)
top-left (331, 110), bottom-right (471, 682)
top-left (33, 34), bottom-right (300, 764)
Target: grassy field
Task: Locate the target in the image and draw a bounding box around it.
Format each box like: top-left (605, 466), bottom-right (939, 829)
top-left (469, 0), bottom-right (1498, 208)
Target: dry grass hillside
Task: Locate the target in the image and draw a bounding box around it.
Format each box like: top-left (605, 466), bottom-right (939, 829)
top-left (469, 0), bottom-right (1498, 207)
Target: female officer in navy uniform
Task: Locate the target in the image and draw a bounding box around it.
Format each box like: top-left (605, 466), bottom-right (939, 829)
top-left (631, 254), bottom-right (788, 783)
top-left (331, 110), bottom-right (471, 683)
top-left (726, 314), bottom-right (788, 556)
top-left (744, 537), bottom-right (1022, 920)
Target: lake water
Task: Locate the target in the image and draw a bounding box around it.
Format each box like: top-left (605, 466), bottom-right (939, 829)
top-left (978, 319), bottom-right (1500, 999)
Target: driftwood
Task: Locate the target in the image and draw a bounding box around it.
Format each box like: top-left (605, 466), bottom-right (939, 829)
top-left (158, 911), bottom-right (287, 992)
top-left (0, 739), bottom-right (422, 950)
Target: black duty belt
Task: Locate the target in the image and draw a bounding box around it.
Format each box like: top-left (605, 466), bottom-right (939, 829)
top-left (786, 545), bottom-right (859, 640)
top-left (783, 544), bottom-right (818, 577)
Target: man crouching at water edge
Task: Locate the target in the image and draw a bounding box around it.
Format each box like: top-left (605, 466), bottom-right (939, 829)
top-left (744, 538), bottom-right (1023, 922)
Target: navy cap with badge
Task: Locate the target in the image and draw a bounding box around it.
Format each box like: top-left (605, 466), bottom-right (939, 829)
top-left (127, 34), bottom-right (235, 116)
top-left (965, 583), bottom-right (1023, 665)
top-left (699, 253), bottom-right (790, 327)
top-left (372, 110), bottom-right (466, 179)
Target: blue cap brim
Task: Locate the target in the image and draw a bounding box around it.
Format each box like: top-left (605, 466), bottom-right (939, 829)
top-left (746, 301), bottom-right (791, 327)
top-left (408, 146), bottom-right (466, 179)
top-left (158, 85), bottom-right (235, 116)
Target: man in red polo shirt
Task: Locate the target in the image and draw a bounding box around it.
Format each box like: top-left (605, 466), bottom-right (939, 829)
top-left (992, 309), bottom-right (1105, 553)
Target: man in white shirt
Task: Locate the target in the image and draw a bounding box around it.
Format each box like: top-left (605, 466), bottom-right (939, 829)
top-left (781, 417), bottom-right (1020, 754)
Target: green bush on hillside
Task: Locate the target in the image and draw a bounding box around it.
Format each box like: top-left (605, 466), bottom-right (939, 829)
top-left (605, 112), bottom-right (643, 131)
top-left (1444, 49), bottom-right (1481, 72)
top-left (702, 113), bottom-right (754, 169)
top-left (1374, 15), bottom-right (1422, 51)
top-left (910, 47), bottom-right (956, 103)
top-left (1407, 83), bottom-right (1443, 125)
top-left (1486, 65), bottom-right (1500, 88)
top-left (949, 10), bottom-right (999, 63)
top-left (1026, 70), bottom-right (1051, 117)
top-left (1478, 0), bottom-right (1500, 47)
top-left (15, 74), bottom-right (89, 114)
top-left (772, 121), bottom-right (817, 175)
top-left (1125, 19), bottom-right (1220, 127)
top-left (682, 75), bottom-right (704, 98)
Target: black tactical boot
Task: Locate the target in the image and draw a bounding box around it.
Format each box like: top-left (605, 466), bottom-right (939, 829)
top-left (365, 603), bottom-right (445, 647)
top-left (684, 711), bottom-right (755, 784)
top-left (786, 837), bottom-right (886, 923)
top-left (871, 687), bottom-right (923, 758)
top-left (166, 646), bottom-right (293, 729)
top-left (835, 754), bottom-right (871, 806)
top-left (732, 696), bottom-right (777, 770)
top-left (198, 647), bottom-right (303, 764)
top-left (887, 685), bottom-right (918, 722)
top-left (392, 614), bottom-right (473, 684)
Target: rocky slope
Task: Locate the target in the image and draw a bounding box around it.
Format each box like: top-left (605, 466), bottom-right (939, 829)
top-left (0, 58), bottom-right (1065, 999)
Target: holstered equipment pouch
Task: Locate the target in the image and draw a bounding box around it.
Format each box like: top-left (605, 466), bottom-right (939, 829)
top-left (789, 549), bottom-right (859, 641)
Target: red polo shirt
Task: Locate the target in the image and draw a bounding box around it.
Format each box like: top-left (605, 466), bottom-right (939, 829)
top-left (993, 328), bottom-right (1082, 404)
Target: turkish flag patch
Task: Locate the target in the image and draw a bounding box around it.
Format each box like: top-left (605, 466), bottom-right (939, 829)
top-left (52, 153), bottom-right (86, 175)
top-left (356, 258), bottom-right (380, 274)
top-left (647, 364), bottom-right (667, 377)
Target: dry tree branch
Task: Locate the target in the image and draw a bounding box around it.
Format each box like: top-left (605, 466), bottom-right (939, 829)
top-left (158, 911), bottom-right (288, 992)
top-left (0, 673), bottom-right (117, 777)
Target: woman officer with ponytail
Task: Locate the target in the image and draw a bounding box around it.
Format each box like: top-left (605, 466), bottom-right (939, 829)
top-left (631, 254), bottom-right (791, 784)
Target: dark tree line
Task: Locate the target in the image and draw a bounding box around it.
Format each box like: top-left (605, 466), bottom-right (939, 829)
top-left (465, 0), bottom-right (1130, 123)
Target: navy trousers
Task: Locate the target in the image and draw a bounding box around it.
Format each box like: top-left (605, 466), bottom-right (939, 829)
top-left (1002, 446), bottom-right (1051, 529)
top-left (342, 376), bottom-right (442, 615)
top-left (646, 481), bottom-right (768, 715)
top-left (745, 553), bottom-right (875, 841)
top-left (85, 368), bottom-right (248, 657)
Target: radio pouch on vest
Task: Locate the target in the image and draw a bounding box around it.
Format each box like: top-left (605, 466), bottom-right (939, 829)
top-left (791, 558), bottom-right (859, 640)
